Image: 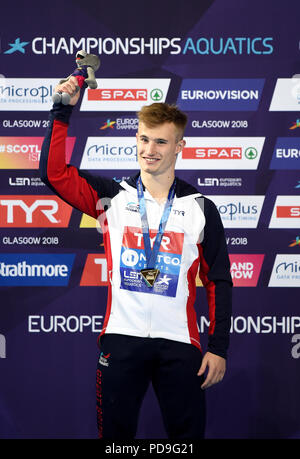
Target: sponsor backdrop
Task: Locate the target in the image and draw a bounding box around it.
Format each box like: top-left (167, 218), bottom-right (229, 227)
top-left (0, 0), bottom-right (300, 439)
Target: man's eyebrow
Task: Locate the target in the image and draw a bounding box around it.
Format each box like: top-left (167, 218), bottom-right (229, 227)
top-left (155, 138), bottom-right (168, 143)
top-left (139, 134), bottom-right (168, 143)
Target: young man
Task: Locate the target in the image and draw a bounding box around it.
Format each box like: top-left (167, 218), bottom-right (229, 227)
top-left (40, 76), bottom-right (232, 439)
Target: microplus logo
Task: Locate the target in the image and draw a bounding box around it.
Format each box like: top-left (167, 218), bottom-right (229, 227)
top-left (177, 79), bottom-right (265, 111)
top-left (269, 254), bottom-right (300, 287)
top-left (80, 137), bottom-right (137, 170)
top-left (205, 195), bottom-right (265, 228)
top-left (0, 79), bottom-right (57, 111)
top-left (270, 138), bottom-right (300, 170)
top-left (0, 254), bottom-right (75, 286)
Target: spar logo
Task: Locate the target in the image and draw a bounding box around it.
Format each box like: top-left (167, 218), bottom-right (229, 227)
top-left (270, 138), bottom-right (300, 170)
top-left (0, 195), bottom-right (73, 227)
top-left (269, 78), bottom-right (300, 111)
top-left (207, 195), bottom-right (265, 228)
top-left (80, 78), bottom-right (170, 111)
top-left (0, 253), bottom-right (75, 286)
top-left (269, 196), bottom-right (300, 228)
top-left (177, 79), bottom-right (265, 111)
top-left (176, 137), bottom-right (264, 170)
top-left (268, 254), bottom-right (300, 287)
top-left (0, 79), bottom-right (58, 111)
top-left (229, 254), bottom-right (264, 287)
top-left (89, 89), bottom-right (148, 101)
top-left (79, 137), bottom-right (138, 170)
top-left (80, 254), bottom-right (108, 286)
top-left (0, 136), bottom-right (75, 169)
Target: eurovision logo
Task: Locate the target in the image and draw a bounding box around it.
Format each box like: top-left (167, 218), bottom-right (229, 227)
top-left (268, 254), bottom-right (300, 287)
top-left (177, 79), bottom-right (265, 111)
top-left (176, 137), bottom-right (264, 170)
top-left (269, 138), bottom-right (300, 170)
top-left (269, 196), bottom-right (300, 228)
top-left (80, 79), bottom-right (170, 111)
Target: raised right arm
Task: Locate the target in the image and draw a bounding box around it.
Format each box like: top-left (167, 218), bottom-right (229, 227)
top-left (39, 77), bottom-right (120, 218)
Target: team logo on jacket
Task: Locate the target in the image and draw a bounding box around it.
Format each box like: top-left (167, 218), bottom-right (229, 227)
top-left (120, 226), bottom-right (184, 297)
top-left (99, 352), bottom-right (111, 367)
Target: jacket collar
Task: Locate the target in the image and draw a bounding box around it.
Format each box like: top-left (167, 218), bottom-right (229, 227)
top-left (121, 173), bottom-right (202, 199)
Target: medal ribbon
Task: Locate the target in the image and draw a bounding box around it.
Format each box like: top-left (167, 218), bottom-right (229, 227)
top-left (136, 175), bottom-right (176, 269)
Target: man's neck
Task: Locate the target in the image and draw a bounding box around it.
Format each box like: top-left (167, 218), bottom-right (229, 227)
top-left (140, 171), bottom-right (175, 202)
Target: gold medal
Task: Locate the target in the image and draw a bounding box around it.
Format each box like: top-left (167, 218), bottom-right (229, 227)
top-left (140, 268), bottom-right (160, 287)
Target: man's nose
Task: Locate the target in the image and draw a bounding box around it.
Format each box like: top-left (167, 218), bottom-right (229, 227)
top-left (146, 141), bottom-right (156, 155)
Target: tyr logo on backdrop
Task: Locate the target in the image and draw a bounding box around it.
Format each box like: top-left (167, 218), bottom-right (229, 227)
top-left (0, 196), bottom-right (73, 227)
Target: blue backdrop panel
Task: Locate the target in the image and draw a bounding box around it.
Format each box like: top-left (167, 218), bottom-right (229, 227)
top-left (0, 0), bottom-right (300, 439)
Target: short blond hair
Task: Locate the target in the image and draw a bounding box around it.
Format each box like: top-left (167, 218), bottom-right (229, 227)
top-left (137, 103), bottom-right (188, 139)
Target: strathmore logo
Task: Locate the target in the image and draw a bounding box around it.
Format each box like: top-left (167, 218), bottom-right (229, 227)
top-left (0, 253), bottom-right (75, 286)
top-left (207, 195), bottom-right (265, 228)
top-left (0, 195), bottom-right (73, 227)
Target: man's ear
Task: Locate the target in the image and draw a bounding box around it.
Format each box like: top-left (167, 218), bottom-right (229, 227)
top-left (176, 139), bottom-right (186, 154)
